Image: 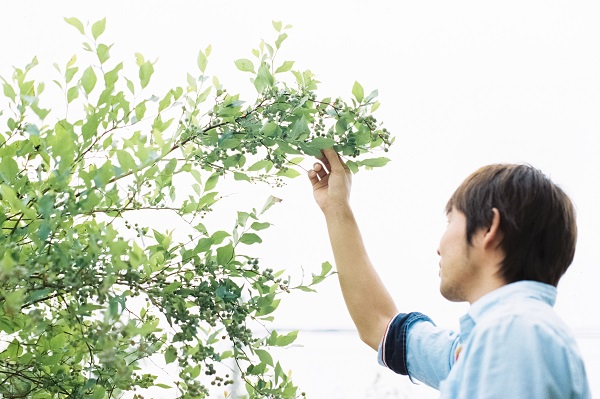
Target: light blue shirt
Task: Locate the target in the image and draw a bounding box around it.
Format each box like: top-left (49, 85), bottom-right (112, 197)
top-left (378, 281), bottom-right (591, 398)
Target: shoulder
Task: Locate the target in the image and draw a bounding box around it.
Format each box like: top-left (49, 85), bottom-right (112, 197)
top-left (474, 298), bottom-right (576, 348)
top-left (464, 302), bottom-right (586, 387)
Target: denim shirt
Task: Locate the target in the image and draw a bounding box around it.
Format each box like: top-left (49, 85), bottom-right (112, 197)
top-left (378, 281), bottom-right (591, 398)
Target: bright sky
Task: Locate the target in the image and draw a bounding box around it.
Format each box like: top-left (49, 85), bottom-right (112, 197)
top-left (2, 1), bottom-right (599, 397)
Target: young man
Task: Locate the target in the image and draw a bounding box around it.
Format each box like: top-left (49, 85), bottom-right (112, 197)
top-left (308, 149), bottom-right (591, 398)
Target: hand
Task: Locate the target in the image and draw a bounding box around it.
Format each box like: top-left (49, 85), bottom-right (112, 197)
top-left (308, 148), bottom-right (352, 214)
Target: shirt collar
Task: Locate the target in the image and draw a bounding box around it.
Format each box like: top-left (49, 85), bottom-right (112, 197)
top-left (458, 280), bottom-right (557, 342)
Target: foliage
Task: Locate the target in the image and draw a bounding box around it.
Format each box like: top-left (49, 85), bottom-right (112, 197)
top-left (0, 18), bottom-right (392, 399)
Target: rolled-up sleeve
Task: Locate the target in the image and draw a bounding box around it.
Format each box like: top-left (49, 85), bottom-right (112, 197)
top-left (378, 312), bottom-right (460, 389)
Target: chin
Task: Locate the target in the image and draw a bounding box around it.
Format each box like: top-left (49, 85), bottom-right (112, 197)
top-left (440, 284), bottom-right (464, 303)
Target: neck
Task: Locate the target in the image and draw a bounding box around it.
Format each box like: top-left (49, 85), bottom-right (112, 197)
top-left (467, 275), bottom-right (507, 304)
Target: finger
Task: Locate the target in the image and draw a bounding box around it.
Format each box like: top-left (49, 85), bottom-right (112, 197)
top-left (317, 154), bottom-right (331, 173)
top-left (313, 162), bottom-right (328, 179)
top-left (321, 148), bottom-right (344, 172)
top-left (308, 169), bottom-right (320, 185)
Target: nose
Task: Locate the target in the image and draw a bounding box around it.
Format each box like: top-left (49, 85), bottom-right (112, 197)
top-left (437, 248), bottom-right (441, 256)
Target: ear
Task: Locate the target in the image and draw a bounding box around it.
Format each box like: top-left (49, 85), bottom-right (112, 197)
top-left (483, 208), bottom-right (503, 250)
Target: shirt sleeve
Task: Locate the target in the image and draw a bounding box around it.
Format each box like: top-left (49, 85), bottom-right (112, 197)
top-left (443, 315), bottom-right (588, 399)
top-left (378, 312), bottom-right (460, 389)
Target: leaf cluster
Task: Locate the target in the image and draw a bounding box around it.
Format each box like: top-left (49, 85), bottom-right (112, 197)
top-left (0, 18), bottom-right (394, 399)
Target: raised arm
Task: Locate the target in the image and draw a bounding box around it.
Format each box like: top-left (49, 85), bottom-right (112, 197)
top-left (308, 149), bottom-right (398, 350)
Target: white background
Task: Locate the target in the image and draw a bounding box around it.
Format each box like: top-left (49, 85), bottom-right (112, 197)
top-left (1, 1), bottom-right (599, 397)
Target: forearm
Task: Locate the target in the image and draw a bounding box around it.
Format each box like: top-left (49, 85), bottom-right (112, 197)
top-left (324, 205), bottom-right (398, 350)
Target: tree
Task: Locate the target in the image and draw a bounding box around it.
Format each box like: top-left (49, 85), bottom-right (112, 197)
top-left (0, 18), bottom-right (393, 399)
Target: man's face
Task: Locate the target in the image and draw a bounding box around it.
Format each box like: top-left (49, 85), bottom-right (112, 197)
top-left (437, 208), bottom-right (480, 302)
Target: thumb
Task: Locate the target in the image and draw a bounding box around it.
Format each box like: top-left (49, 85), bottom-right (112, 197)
top-left (321, 148), bottom-right (345, 172)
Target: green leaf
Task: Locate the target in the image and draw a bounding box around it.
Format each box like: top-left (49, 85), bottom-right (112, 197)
top-left (64, 17), bottom-right (85, 35)
top-left (365, 89), bottom-right (379, 103)
top-left (352, 81), bottom-right (364, 103)
top-left (65, 66), bottom-right (78, 83)
top-left (117, 150), bottom-right (136, 171)
top-left (234, 172), bottom-right (251, 182)
top-left (268, 330), bottom-right (298, 347)
top-left (153, 230), bottom-right (169, 247)
top-left (67, 86), bottom-right (79, 103)
top-left (91, 18), bottom-right (106, 40)
top-left (163, 282), bottom-right (182, 294)
top-left (254, 64), bottom-right (274, 92)
top-left (0, 155), bottom-right (19, 184)
top-left (135, 52), bottom-right (145, 67)
top-left (286, 156), bottom-right (304, 165)
top-left (260, 195), bottom-right (282, 214)
top-left (262, 121), bottom-right (278, 136)
top-left (30, 102), bottom-right (50, 120)
top-left (198, 191), bottom-right (218, 209)
top-left (312, 261), bottom-right (334, 285)
top-left (158, 91), bottom-right (173, 112)
top-left (308, 137), bottom-right (335, 149)
top-left (81, 114), bottom-right (100, 142)
top-left (81, 67), bottom-right (97, 94)
top-left (216, 243), bottom-right (234, 266)
top-left (64, 54), bottom-right (76, 68)
top-left (223, 153), bottom-right (244, 168)
top-left (236, 211), bottom-right (251, 227)
top-left (204, 172), bottom-right (219, 191)
top-left (250, 222), bottom-right (270, 231)
top-left (25, 123), bottom-right (40, 135)
top-left (97, 43), bottom-right (111, 64)
top-left (165, 346), bottom-right (177, 364)
top-left (272, 20), bottom-right (282, 32)
top-left (371, 101), bottom-right (381, 113)
top-left (1, 184), bottom-right (36, 220)
top-left (289, 116), bottom-right (309, 140)
top-left (298, 142), bottom-right (322, 158)
top-left (247, 160), bottom-right (273, 172)
top-left (321, 261), bottom-right (333, 275)
top-left (211, 230), bottom-right (230, 245)
top-left (197, 50), bottom-right (208, 73)
top-left (278, 141), bottom-right (303, 155)
top-left (359, 157), bottom-right (391, 167)
top-left (234, 58), bottom-right (255, 73)
top-left (275, 33), bottom-right (288, 49)
top-left (3, 83), bottom-right (16, 100)
top-left (276, 168), bottom-right (301, 178)
top-left (92, 386), bottom-right (106, 399)
top-left (255, 349), bottom-right (274, 366)
top-left (335, 119), bottom-right (348, 135)
top-left (197, 86), bottom-right (211, 103)
top-left (239, 233), bottom-right (262, 245)
top-left (247, 362), bottom-right (267, 376)
top-left (139, 61), bottom-right (154, 89)
top-left (220, 138), bottom-right (241, 149)
top-left (131, 102), bottom-right (145, 123)
top-left (346, 160), bottom-right (359, 174)
top-left (195, 237), bottom-right (214, 253)
top-left (296, 285), bottom-right (317, 293)
top-left (126, 77), bottom-right (135, 93)
top-left (274, 61), bottom-right (294, 74)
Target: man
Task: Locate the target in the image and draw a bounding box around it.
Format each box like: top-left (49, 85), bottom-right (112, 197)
top-left (307, 148), bottom-right (590, 398)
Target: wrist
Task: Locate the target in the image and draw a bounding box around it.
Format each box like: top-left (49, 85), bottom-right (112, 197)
top-left (322, 202), bottom-right (354, 223)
